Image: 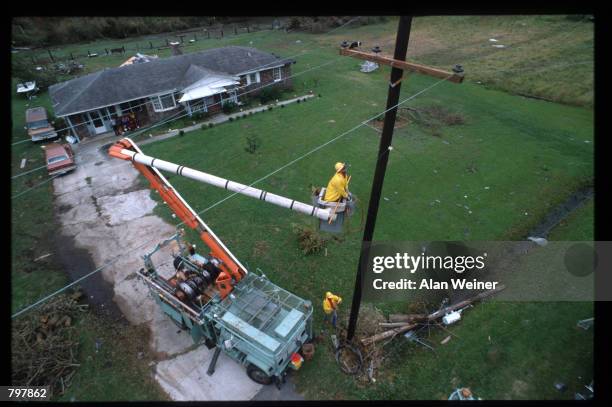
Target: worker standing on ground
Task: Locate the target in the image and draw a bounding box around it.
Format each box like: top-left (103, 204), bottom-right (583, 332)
top-left (323, 291), bottom-right (342, 328)
top-left (324, 162), bottom-right (350, 202)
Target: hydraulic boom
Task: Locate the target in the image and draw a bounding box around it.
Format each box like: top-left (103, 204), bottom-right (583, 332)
top-left (109, 137), bottom-right (334, 297)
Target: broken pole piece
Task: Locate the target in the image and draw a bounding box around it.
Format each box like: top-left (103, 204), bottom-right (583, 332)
top-left (378, 322), bottom-right (415, 328)
top-left (388, 313), bottom-right (428, 323)
top-left (361, 323), bottom-right (418, 346)
top-left (20, 158), bottom-right (27, 169)
top-left (361, 285), bottom-right (505, 346)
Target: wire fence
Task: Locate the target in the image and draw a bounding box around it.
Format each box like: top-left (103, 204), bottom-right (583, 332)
top-left (18, 23), bottom-right (282, 67)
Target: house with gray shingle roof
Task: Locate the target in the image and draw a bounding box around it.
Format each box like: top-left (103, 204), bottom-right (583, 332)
top-left (49, 46), bottom-right (295, 139)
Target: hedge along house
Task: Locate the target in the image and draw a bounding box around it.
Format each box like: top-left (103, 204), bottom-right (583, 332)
top-left (48, 46), bottom-right (295, 139)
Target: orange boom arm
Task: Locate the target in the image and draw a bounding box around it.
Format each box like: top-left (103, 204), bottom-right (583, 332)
top-left (109, 138), bottom-right (246, 297)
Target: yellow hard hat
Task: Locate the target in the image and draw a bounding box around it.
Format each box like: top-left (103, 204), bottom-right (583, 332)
top-left (325, 291), bottom-right (333, 298)
top-left (334, 162), bottom-right (345, 173)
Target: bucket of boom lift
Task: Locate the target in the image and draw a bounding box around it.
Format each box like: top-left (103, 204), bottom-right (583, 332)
top-left (313, 188), bottom-right (355, 233)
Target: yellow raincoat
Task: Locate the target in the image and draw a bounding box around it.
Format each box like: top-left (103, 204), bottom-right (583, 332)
top-left (323, 292), bottom-right (342, 314)
top-left (323, 172), bottom-right (349, 202)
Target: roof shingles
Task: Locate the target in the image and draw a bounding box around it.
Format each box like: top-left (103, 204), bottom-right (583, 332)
top-left (49, 46), bottom-right (292, 117)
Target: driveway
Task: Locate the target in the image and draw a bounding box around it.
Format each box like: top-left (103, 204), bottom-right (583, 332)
top-left (52, 134), bottom-right (273, 401)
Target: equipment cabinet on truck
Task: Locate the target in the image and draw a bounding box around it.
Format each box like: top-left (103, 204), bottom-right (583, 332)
top-left (140, 234), bottom-right (312, 386)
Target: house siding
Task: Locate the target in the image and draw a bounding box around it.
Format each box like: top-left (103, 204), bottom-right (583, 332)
top-left (239, 63), bottom-right (293, 97)
top-left (145, 99), bottom-right (186, 123)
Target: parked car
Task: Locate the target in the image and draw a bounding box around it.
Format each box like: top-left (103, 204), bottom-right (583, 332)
top-left (45, 143), bottom-right (76, 176)
top-left (25, 107), bottom-right (58, 142)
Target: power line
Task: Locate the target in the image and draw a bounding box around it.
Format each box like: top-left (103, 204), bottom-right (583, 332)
top-left (10, 74), bottom-right (451, 319)
top-left (10, 19), bottom-right (367, 318)
top-left (187, 75), bottom-right (454, 222)
top-left (12, 174), bottom-right (61, 199)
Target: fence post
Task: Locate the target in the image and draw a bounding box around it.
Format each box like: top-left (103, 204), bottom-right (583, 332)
top-left (150, 41), bottom-right (153, 49)
top-left (194, 33), bottom-right (197, 41)
top-left (122, 45), bottom-right (125, 53)
top-left (47, 49), bottom-right (54, 62)
top-left (247, 25), bottom-right (250, 33)
top-left (234, 26), bottom-right (237, 35)
top-left (70, 52), bottom-right (74, 60)
top-left (221, 29), bottom-right (223, 38)
top-left (105, 48), bottom-right (109, 55)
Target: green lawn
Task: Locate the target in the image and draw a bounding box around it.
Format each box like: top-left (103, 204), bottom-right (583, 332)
top-left (11, 16), bottom-right (593, 400)
top-left (548, 198), bottom-right (594, 241)
top-left (138, 43), bottom-right (593, 398)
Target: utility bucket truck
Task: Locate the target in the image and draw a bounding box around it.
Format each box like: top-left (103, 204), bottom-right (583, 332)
top-left (108, 138), bottom-right (337, 386)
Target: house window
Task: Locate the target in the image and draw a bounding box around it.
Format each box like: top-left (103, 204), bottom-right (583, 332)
top-left (119, 100), bottom-right (144, 113)
top-left (245, 72), bottom-right (260, 85)
top-left (272, 67), bottom-right (282, 82)
top-left (150, 93), bottom-right (177, 112)
top-left (103, 106), bottom-right (119, 121)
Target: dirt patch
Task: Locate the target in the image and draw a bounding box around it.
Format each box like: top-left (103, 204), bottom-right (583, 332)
top-left (52, 232), bottom-right (125, 321)
top-left (252, 240), bottom-right (270, 257)
top-left (369, 114), bottom-right (410, 132)
top-left (527, 186), bottom-right (593, 238)
top-left (403, 105), bottom-right (466, 127)
top-left (509, 379), bottom-right (530, 399)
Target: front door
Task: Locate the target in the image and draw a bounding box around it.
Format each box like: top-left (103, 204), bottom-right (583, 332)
top-left (88, 110), bottom-right (107, 135)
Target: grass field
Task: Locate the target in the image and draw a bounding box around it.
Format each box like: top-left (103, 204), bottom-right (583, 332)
top-left (11, 16), bottom-right (594, 400)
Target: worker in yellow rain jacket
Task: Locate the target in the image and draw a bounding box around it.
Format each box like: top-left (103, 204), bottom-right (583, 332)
top-left (323, 162), bottom-right (350, 202)
top-left (323, 291), bottom-right (342, 328)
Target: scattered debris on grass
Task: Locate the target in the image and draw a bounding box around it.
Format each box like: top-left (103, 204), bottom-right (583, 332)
top-left (11, 291), bottom-right (86, 396)
top-left (292, 223), bottom-right (328, 255)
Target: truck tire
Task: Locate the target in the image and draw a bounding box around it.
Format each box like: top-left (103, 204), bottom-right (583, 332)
top-left (246, 364), bottom-right (273, 385)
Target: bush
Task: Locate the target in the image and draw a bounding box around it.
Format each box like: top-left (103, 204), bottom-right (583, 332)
top-left (208, 123), bottom-right (214, 128)
top-left (178, 130), bottom-right (185, 136)
top-left (228, 117), bottom-right (234, 122)
top-left (259, 87), bottom-right (283, 104)
top-left (53, 117), bottom-right (67, 135)
top-left (222, 101), bottom-right (238, 114)
top-left (244, 135), bottom-right (261, 154)
top-left (201, 124), bottom-right (207, 130)
top-left (267, 105), bottom-right (273, 110)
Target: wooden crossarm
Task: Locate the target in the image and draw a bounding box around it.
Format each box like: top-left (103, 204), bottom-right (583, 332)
top-left (339, 48), bottom-right (464, 84)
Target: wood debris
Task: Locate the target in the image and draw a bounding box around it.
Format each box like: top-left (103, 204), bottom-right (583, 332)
top-left (11, 292), bottom-right (83, 396)
top-left (361, 285), bottom-right (505, 346)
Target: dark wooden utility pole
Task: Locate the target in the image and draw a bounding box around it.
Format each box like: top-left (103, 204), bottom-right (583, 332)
top-left (342, 17), bottom-right (464, 342)
top-left (345, 15), bottom-right (413, 341)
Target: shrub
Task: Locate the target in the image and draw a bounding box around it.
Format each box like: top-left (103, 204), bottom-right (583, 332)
top-left (201, 124), bottom-right (207, 130)
top-left (267, 105), bottom-right (273, 110)
top-left (259, 87), bottom-right (282, 104)
top-left (228, 117), bottom-right (234, 122)
top-left (208, 122), bottom-right (214, 128)
top-left (222, 101), bottom-right (238, 114)
top-left (244, 135), bottom-right (261, 154)
top-left (178, 130), bottom-right (185, 136)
